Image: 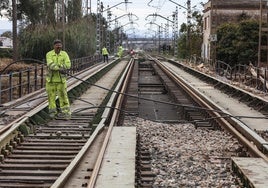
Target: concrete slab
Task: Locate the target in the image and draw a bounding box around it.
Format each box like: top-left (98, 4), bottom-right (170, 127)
top-left (95, 127), bottom-right (136, 188)
top-left (232, 157), bottom-right (268, 188)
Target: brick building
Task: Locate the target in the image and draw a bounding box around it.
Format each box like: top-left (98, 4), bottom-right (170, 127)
top-left (202, 0), bottom-right (261, 62)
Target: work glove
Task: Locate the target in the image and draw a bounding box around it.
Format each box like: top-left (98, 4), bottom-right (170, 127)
top-left (49, 62), bottom-right (60, 70)
top-left (59, 69), bottom-right (68, 75)
top-left (59, 64), bottom-right (69, 75)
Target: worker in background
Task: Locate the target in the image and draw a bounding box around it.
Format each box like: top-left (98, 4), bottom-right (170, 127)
top-left (130, 49), bottom-right (135, 57)
top-left (45, 39), bottom-right (71, 119)
top-left (102, 46), bottom-right (109, 63)
top-left (117, 45), bottom-right (123, 59)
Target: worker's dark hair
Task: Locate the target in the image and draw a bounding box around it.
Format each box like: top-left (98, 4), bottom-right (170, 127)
top-left (53, 39), bottom-right (62, 45)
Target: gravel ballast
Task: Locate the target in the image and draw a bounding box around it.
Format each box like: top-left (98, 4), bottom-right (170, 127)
top-left (127, 117), bottom-right (245, 187)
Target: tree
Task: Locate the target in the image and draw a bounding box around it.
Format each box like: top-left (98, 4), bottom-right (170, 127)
top-left (216, 23), bottom-right (238, 66)
top-left (216, 20), bottom-right (259, 66)
top-left (17, 0), bottom-right (56, 26)
top-left (178, 10), bottom-right (203, 59)
top-left (0, 0), bottom-right (10, 17)
top-left (12, 0), bottom-right (18, 61)
top-left (235, 20), bottom-right (258, 65)
top-left (67, 0), bottom-right (82, 22)
top-left (1, 0), bottom-right (86, 26)
top-left (1, 31), bottom-right (12, 38)
top-left (19, 16), bottom-right (97, 60)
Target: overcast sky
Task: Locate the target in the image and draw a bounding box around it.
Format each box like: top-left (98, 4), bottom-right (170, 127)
top-left (0, 0), bottom-right (205, 36)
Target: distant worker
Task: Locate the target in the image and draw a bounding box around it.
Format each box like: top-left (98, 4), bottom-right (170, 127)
top-left (130, 49), bottom-right (135, 57)
top-left (45, 39), bottom-right (71, 119)
top-left (117, 45), bottom-right (123, 58)
top-left (102, 46), bottom-right (109, 63)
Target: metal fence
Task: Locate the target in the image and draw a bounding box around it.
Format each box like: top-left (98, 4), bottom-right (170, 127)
top-left (189, 56), bottom-right (268, 93)
top-left (0, 55), bottom-right (102, 105)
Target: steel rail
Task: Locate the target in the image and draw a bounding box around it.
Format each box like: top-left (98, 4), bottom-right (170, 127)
top-left (163, 57), bottom-right (268, 152)
top-left (152, 56), bottom-right (268, 162)
top-left (50, 59), bottom-right (134, 188)
top-left (0, 63), bottom-right (106, 134)
top-left (0, 62), bottom-right (110, 166)
top-left (87, 58), bottom-right (135, 188)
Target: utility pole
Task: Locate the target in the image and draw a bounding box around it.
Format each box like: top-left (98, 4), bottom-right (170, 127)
top-left (95, 0), bottom-right (132, 54)
top-left (146, 13), bottom-right (177, 57)
top-left (145, 22), bottom-right (164, 54)
top-left (258, 0), bottom-right (268, 67)
top-left (62, 0), bottom-right (65, 49)
top-left (87, 0), bottom-right (91, 14)
top-left (212, 0), bottom-right (218, 66)
top-left (114, 18), bottom-right (118, 54)
top-left (106, 6), bottom-right (112, 53)
top-left (12, 0), bottom-right (18, 61)
top-left (173, 7), bottom-right (178, 58)
top-left (187, 0), bottom-right (191, 58)
top-left (55, 0), bottom-right (65, 48)
top-left (96, 0), bottom-right (102, 54)
top-left (258, 0), bottom-right (263, 67)
top-left (167, 0), bottom-right (191, 58)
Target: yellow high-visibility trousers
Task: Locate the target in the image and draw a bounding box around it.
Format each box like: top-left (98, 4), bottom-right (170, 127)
top-left (45, 81), bottom-right (70, 115)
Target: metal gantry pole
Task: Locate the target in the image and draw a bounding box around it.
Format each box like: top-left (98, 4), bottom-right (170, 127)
top-left (62, 0), bottom-right (65, 49)
top-left (165, 21), bottom-right (169, 55)
top-left (167, 0), bottom-right (191, 58)
top-left (172, 6), bottom-right (178, 58)
top-left (97, 1), bottom-right (132, 54)
top-left (89, 0), bottom-right (92, 14)
top-left (84, 0), bottom-right (91, 15)
top-left (55, 0), bottom-right (65, 49)
top-left (158, 25), bottom-right (161, 54)
top-left (187, 0), bottom-right (191, 58)
top-left (114, 18), bottom-right (119, 54)
top-left (106, 6), bottom-right (111, 53)
top-left (12, 0), bottom-right (18, 61)
top-left (96, 0), bottom-right (101, 54)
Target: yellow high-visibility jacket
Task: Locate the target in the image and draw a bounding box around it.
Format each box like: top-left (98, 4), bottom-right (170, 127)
top-left (46, 50), bottom-right (71, 83)
top-left (102, 47), bottom-right (109, 55)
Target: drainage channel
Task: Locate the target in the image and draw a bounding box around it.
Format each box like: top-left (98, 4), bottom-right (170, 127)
top-left (138, 60), bottom-right (180, 122)
top-left (134, 58), bottom-right (181, 188)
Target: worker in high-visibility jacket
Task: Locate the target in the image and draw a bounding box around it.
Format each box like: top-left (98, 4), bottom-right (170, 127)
top-left (102, 46), bottom-right (109, 63)
top-left (45, 39), bottom-right (71, 119)
top-left (117, 45), bottom-right (123, 58)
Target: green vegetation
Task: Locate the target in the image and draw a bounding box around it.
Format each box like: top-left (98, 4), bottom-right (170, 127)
top-left (0, 48), bottom-right (13, 58)
top-left (19, 16), bottom-right (96, 60)
top-left (0, 0), bottom-right (100, 60)
top-left (178, 10), bottom-right (203, 59)
top-left (216, 20), bottom-right (259, 66)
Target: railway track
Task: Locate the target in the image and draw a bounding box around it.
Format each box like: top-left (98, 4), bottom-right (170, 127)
top-left (0, 53), bottom-right (267, 187)
top-left (0, 58), bottom-right (133, 187)
top-left (152, 56), bottom-right (268, 156)
top-left (124, 54), bottom-right (268, 187)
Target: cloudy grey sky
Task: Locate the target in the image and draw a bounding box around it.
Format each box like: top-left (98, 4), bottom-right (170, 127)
top-left (0, 0), bottom-right (205, 36)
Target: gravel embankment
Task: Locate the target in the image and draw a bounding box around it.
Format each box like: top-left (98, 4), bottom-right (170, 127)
top-left (126, 117), bottom-right (244, 187)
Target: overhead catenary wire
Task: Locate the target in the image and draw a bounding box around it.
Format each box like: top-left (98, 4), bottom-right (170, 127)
top-left (65, 72), bottom-right (268, 123)
top-left (4, 86), bottom-right (264, 127)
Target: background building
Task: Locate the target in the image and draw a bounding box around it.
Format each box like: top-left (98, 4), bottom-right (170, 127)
top-left (202, 0), bottom-right (261, 62)
top-left (0, 37), bottom-right (12, 48)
